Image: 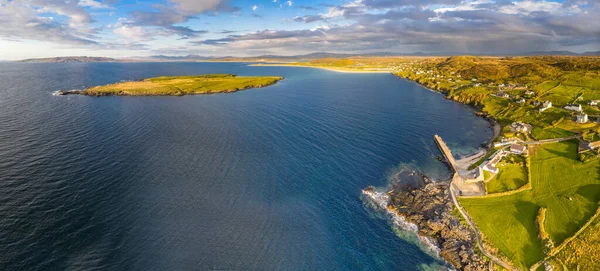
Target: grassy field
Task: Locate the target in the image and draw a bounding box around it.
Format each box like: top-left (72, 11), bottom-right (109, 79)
top-left (82, 74), bottom-right (283, 96)
top-left (531, 127), bottom-right (575, 140)
top-left (485, 155), bottom-right (528, 194)
top-left (548, 211), bottom-right (600, 270)
top-left (460, 140), bottom-right (600, 269)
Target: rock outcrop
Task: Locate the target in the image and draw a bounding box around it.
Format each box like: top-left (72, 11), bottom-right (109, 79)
top-left (384, 170), bottom-right (491, 270)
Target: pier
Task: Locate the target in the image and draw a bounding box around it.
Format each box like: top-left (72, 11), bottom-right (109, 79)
top-left (434, 134), bottom-right (458, 173)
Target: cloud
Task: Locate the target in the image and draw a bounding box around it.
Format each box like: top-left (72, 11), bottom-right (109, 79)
top-left (199, 0), bottom-right (600, 54)
top-left (121, 0), bottom-right (238, 38)
top-left (1, 0), bottom-right (599, 57)
top-left (295, 5), bottom-right (318, 11)
top-left (0, 0), bottom-right (97, 45)
top-left (78, 0), bottom-right (113, 9)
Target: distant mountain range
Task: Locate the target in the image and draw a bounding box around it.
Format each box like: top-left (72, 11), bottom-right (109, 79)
top-left (147, 51), bottom-right (600, 61)
top-left (14, 51), bottom-right (600, 63)
top-left (18, 56), bottom-right (119, 63)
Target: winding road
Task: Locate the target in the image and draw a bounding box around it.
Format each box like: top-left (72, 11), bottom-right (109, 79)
top-left (448, 179), bottom-right (520, 271)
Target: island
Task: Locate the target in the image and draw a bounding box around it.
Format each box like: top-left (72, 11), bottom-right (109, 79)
top-left (285, 56), bottom-right (600, 270)
top-left (56, 74), bottom-right (284, 96)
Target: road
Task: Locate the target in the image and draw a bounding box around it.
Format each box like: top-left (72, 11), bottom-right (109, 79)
top-left (449, 177), bottom-right (520, 271)
top-left (515, 135), bottom-right (580, 145)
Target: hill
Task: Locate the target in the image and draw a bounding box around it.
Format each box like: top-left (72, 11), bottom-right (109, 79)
top-left (18, 56), bottom-right (118, 63)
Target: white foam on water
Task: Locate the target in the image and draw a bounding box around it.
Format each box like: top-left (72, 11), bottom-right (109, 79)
top-left (361, 188), bottom-right (442, 259)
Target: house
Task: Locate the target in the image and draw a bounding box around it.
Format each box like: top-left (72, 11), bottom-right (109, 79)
top-left (483, 164), bottom-right (499, 174)
top-left (510, 122), bottom-right (530, 133)
top-left (525, 91), bottom-right (535, 96)
top-left (565, 104), bottom-right (583, 112)
top-left (496, 92), bottom-right (510, 99)
top-left (462, 167), bottom-right (485, 183)
top-left (482, 150), bottom-right (507, 173)
top-left (494, 138), bottom-right (516, 148)
top-left (510, 144), bottom-right (528, 155)
top-left (589, 100), bottom-right (599, 106)
top-left (516, 99), bottom-right (526, 104)
top-left (539, 101), bottom-right (552, 112)
top-left (577, 114), bottom-right (589, 124)
top-left (589, 141), bottom-right (600, 150)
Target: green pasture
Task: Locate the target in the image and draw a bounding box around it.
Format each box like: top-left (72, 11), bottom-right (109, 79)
top-left (460, 140), bottom-right (600, 269)
top-left (84, 74), bottom-right (283, 96)
top-left (486, 155), bottom-right (528, 194)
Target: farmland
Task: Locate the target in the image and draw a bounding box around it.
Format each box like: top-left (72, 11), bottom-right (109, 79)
top-left (485, 155), bottom-right (528, 194)
top-left (460, 140), bottom-right (600, 269)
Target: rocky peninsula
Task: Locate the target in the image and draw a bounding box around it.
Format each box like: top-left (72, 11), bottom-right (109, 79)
top-left (363, 169), bottom-right (492, 270)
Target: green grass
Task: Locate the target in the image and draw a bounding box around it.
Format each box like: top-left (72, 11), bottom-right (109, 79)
top-left (539, 84), bottom-right (583, 106)
top-left (83, 74), bottom-right (283, 96)
top-left (550, 211), bottom-right (600, 271)
top-left (531, 127), bottom-right (575, 140)
top-left (460, 140), bottom-right (600, 269)
top-left (486, 155), bottom-right (528, 194)
top-left (583, 131), bottom-right (600, 142)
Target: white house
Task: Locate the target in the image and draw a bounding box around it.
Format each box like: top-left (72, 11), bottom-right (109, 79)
top-left (589, 100), bottom-right (599, 106)
top-left (516, 99), bottom-right (526, 104)
top-left (483, 164), bottom-right (499, 174)
top-left (577, 114), bottom-right (589, 124)
top-left (510, 144), bottom-right (527, 155)
top-left (539, 101), bottom-right (552, 112)
top-left (525, 91), bottom-right (535, 96)
top-left (565, 104), bottom-right (583, 112)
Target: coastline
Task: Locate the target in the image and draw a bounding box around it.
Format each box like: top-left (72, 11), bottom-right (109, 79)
top-left (249, 63), bottom-right (392, 74)
top-left (362, 168), bottom-right (492, 270)
top-left (53, 76), bottom-right (284, 97)
top-left (358, 72), bottom-right (504, 269)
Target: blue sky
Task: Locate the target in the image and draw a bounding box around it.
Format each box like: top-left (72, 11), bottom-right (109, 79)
top-left (0, 0), bottom-right (599, 60)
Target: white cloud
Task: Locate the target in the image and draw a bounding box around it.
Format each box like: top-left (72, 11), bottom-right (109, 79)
top-left (286, 0), bottom-right (293, 7)
top-left (253, 5), bottom-right (258, 11)
top-left (78, 0), bottom-right (112, 9)
top-left (499, 1), bottom-right (567, 15)
top-left (169, 0), bottom-right (227, 14)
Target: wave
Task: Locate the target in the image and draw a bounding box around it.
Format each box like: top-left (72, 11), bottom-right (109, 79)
top-left (361, 186), bottom-right (442, 258)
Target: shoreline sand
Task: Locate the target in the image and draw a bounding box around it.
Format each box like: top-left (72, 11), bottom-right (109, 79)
top-left (249, 63), bottom-right (393, 74)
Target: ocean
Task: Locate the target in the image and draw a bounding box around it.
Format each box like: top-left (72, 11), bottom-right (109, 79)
top-left (0, 62), bottom-right (492, 270)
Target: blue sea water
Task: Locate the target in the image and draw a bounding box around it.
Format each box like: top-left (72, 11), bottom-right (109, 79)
top-left (0, 62), bottom-right (492, 270)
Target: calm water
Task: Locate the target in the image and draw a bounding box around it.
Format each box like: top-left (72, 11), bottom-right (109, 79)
top-left (0, 62), bottom-right (492, 270)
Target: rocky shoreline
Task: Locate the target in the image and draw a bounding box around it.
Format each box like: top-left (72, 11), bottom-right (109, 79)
top-left (363, 168), bottom-right (492, 270)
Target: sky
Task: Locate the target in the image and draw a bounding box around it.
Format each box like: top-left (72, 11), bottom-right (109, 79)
top-left (0, 0), bottom-right (599, 60)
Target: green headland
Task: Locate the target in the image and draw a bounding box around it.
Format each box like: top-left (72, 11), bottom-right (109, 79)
top-left (275, 56), bottom-right (600, 270)
top-left (60, 74), bottom-right (283, 96)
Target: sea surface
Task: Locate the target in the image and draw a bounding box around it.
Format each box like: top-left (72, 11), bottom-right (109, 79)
top-left (0, 62), bottom-right (492, 270)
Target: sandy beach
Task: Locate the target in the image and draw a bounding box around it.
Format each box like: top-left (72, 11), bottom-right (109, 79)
top-left (249, 63), bottom-right (393, 74)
